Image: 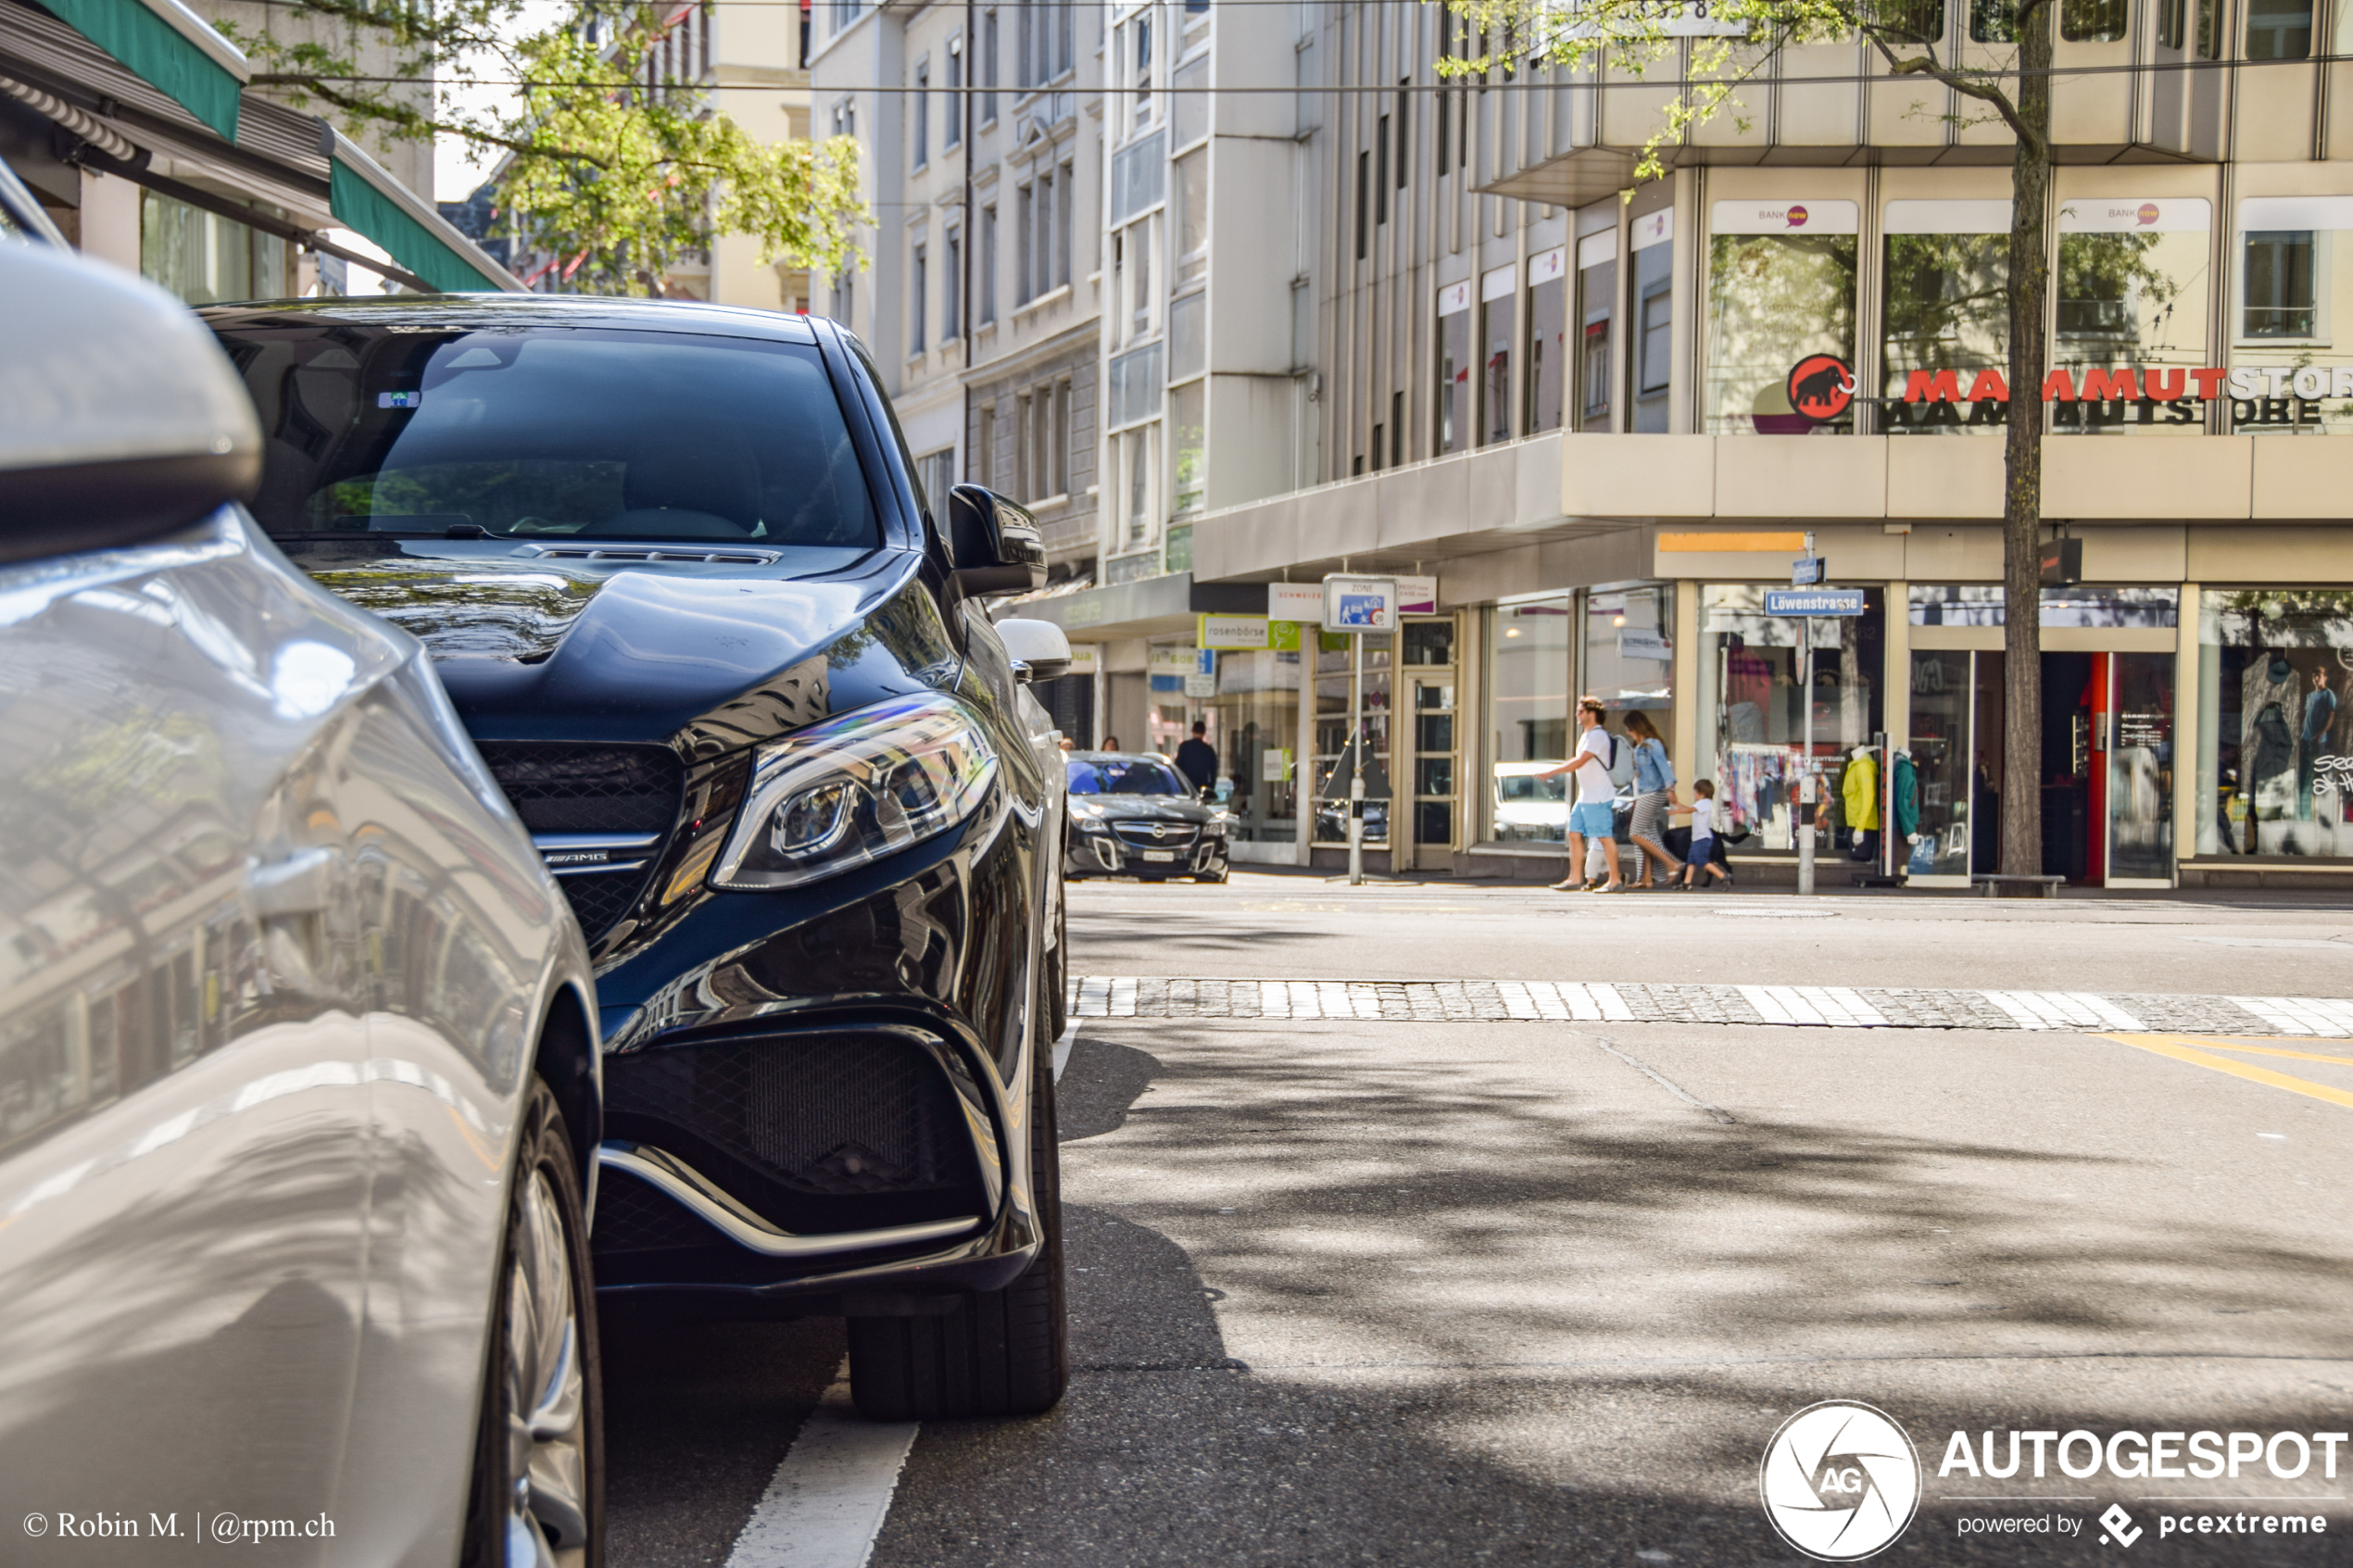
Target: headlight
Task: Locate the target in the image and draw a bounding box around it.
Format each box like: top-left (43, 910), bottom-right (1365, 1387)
top-left (711, 691), bottom-right (998, 890)
top-left (1069, 798), bottom-right (1103, 817)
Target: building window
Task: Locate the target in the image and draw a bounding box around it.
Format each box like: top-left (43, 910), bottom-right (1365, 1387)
top-left (1376, 114), bottom-right (1390, 225)
top-left (1370, 420), bottom-right (1385, 472)
top-left (2054, 196), bottom-right (2211, 434)
top-left (1051, 377), bottom-right (1074, 497)
top-left (913, 58), bottom-right (929, 167)
top-left (1015, 392), bottom-right (1034, 496)
top-left (1526, 247), bottom-right (1566, 434)
top-left (2197, 590), bottom-right (2353, 861)
top-left (140, 191), bottom-right (284, 304)
top-left (1478, 265), bottom-right (1516, 445)
top-left (1880, 199), bottom-right (2009, 434)
top-left (2245, 231), bottom-right (2316, 338)
top-left (1354, 150), bottom-right (1369, 260)
top-left (1173, 148), bottom-right (1208, 286)
top-left (2246, 0), bottom-right (2312, 56)
top-left (2232, 196), bottom-right (2353, 431)
top-left (976, 403), bottom-right (996, 485)
top-left (982, 8), bottom-right (999, 121)
top-left (1632, 214), bottom-right (1674, 432)
top-left (980, 204), bottom-right (998, 322)
top-left (946, 37), bottom-right (963, 147)
top-left (2060, 0), bottom-right (2129, 40)
top-left (1395, 82), bottom-right (1409, 190)
top-left (911, 241), bottom-right (927, 352)
top-left (1391, 389), bottom-right (1406, 466)
top-left (1016, 182), bottom-right (1035, 303)
top-left (1437, 282), bottom-right (1470, 453)
top-left (1056, 159), bottom-right (1075, 289)
top-left (1485, 597), bottom-right (1572, 842)
top-left (1969, 0), bottom-right (2017, 41)
top-left (917, 447), bottom-right (956, 514)
top-left (1576, 231), bottom-right (1616, 429)
top-left (1704, 199), bottom-right (1857, 434)
top-left (944, 230), bottom-right (962, 337)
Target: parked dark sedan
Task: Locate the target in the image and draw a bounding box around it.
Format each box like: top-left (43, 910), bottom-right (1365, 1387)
top-left (1064, 753), bottom-right (1232, 883)
top-left (204, 295), bottom-right (1069, 1421)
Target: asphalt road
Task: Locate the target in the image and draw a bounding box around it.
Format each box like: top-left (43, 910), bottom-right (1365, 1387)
top-left (605, 873), bottom-right (2353, 1567)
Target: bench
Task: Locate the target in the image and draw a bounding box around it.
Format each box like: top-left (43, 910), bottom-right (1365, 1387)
top-left (1969, 873), bottom-right (2067, 898)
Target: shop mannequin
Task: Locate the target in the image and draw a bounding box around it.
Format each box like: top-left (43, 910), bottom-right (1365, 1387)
top-left (2243, 652), bottom-right (2303, 825)
top-left (1843, 744), bottom-right (1881, 862)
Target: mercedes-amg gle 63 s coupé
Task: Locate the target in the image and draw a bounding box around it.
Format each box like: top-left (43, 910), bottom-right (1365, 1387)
top-left (206, 295), bottom-right (1073, 1421)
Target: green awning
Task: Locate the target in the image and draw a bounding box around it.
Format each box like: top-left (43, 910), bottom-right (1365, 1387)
top-left (327, 135), bottom-right (523, 295)
top-left (40, 0), bottom-right (245, 141)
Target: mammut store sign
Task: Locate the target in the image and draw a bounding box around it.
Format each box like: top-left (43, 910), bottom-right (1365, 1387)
top-left (1894, 363), bottom-right (2353, 428)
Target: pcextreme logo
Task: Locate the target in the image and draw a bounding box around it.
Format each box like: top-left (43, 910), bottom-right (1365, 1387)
top-left (1759, 1401), bottom-right (1924, 1562)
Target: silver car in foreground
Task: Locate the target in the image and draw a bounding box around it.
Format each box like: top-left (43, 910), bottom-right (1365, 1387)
top-left (0, 244), bottom-right (605, 1565)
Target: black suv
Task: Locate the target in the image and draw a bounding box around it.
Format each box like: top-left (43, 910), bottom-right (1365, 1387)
top-left (205, 296), bottom-right (1070, 1419)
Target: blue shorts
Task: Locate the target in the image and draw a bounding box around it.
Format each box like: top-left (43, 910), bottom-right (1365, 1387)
top-left (1568, 800), bottom-right (1616, 838)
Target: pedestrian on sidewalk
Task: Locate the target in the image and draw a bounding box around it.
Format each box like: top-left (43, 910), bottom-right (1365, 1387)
top-left (1622, 710), bottom-right (1682, 890)
top-left (1679, 780), bottom-right (1734, 889)
top-left (1550, 696), bottom-right (1624, 893)
top-left (1175, 720), bottom-right (1219, 798)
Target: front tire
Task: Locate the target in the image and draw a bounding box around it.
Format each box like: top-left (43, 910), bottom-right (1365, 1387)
top-left (462, 1077), bottom-right (603, 1568)
top-left (847, 1027), bottom-right (1068, 1421)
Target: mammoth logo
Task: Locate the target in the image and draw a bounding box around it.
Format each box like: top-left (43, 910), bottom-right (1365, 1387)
top-left (1787, 355), bottom-right (1857, 422)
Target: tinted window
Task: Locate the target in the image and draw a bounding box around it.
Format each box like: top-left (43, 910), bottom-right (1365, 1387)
top-left (1066, 758), bottom-right (1189, 796)
top-left (216, 325), bottom-right (879, 546)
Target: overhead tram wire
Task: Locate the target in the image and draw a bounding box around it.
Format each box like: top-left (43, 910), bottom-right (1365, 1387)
top-left (265, 50), bottom-right (2353, 91)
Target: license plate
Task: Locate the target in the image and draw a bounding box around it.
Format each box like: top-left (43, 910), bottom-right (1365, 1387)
top-left (1141, 849), bottom-right (1177, 862)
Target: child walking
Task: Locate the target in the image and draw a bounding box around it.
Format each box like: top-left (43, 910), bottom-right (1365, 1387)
top-left (1680, 780), bottom-right (1735, 889)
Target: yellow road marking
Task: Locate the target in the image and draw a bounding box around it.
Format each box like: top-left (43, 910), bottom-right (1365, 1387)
top-left (2100, 1034), bottom-right (2353, 1110)
top-left (2152, 1037), bottom-right (2353, 1070)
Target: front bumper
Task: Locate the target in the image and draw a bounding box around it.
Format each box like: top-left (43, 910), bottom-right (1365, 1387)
top-left (585, 804), bottom-right (1048, 1317)
top-left (1064, 826), bottom-right (1229, 879)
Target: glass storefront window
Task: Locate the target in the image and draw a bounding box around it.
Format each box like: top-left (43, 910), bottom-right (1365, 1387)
top-left (1583, 586), bottom-right (1674, 744)
top-left (1576, 231), bottom-right (1616, 429)
top-left (1438, 285), bottom-right (1470, 454)
top-left (1909, 584), bottom-right (2180, 627)
top-left (1486, 598), bottom-right (1572, 843)
top-left (1906, 651), bottom-right (1977, 875)
top-left (2232, 196), bottom-right (2353, 434)
top-left (2052, 197), bottom-right (2211, 433)
top-left (142, 192), bottom-right (285, 306)
top-left (1705, 201), bottom-right (1859, 435)
top-left (1881, 201), bottom-right (2010, 434)
top-left (1206, 646), bottom-right (1302, 841)
top-left (1696, 585), bottom-right (1884, 850)
top-left (2197, 589), bottom-right (2353, 859)
top-left (1526, 247), bottom-right (1566, 434)
top-left (1314, 632), bottom-right (1391, 845)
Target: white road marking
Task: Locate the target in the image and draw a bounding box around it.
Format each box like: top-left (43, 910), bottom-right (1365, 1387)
top-left (1051, 1020), bottom-right (1077, 1082)
top-left (724, 1364), bottom-right (919, 1568)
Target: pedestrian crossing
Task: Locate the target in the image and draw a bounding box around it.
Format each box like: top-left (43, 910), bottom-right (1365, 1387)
top-left (1066, 976), bottom-right (2353, 1036)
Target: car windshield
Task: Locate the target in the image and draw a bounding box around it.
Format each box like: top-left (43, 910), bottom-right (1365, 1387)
top-left (212, 324), bottom-right (880, 546)
top-left (1067, 758), bottom-right (1190, 796)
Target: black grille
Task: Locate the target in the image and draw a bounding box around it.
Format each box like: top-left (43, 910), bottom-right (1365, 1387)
top-left (605, 1034), bottom-right (968, 1199)
top-left (476, 742), bottom-right (684, 834)
top-left (1112, 821), bottom-right (1198, 847)
top-left (476, 742), bottom-right (684, 942)
top-left (594, 1167), bottom-right (725, 1254)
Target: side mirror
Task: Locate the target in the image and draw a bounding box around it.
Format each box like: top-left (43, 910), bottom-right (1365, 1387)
top-left (945, 483), bottom-right (1046, 594)
top-left (995, 617), bottom-right (1073, 684)
top-left (0, 244), bottom-right (259, 565)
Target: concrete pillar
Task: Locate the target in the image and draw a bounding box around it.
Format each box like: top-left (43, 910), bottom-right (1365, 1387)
top-left (77, 167), bottom-right (141, 272)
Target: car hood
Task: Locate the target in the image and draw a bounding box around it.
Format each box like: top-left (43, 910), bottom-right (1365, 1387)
top-left (281, 540), bottom-right (955, 746)
top-left (1078, 797), bottom-right (1214, 823)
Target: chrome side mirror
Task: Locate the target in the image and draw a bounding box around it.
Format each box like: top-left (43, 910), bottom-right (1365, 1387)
top-left (995, 617), bottom-right (1073, 684)
top-left (945, 484), bottom-right (1046, 594)
top-left (0, 244), bottom-right (259, 564)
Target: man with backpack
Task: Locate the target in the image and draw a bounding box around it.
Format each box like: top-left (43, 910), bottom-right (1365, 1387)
top-left (1549, 696), bottom-right (1624, 894)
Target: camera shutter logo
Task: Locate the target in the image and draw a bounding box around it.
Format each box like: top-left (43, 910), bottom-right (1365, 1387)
top-left (1758, 1401), bottom-right (1922, 1561)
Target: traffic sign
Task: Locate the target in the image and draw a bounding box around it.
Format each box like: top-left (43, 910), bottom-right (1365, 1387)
top-left (1790, 556), bottom-right (1825, 585)
top-left (1765, 587), bottom-right (1867, 617)
top-left (1322, 574), bottom-right (1398, 632)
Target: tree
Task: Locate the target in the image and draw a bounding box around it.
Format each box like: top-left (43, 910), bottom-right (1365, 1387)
top-left (1442, 0), bottom-right (2058, 876)
top-left (213, 0), bottom-right (865, 295)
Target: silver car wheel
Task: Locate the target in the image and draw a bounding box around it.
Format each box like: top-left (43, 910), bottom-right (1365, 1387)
top-left (503, 1168), bottom-right (591, 1568)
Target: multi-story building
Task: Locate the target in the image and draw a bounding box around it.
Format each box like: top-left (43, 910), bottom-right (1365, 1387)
top-left (813, 0), bottom-right (1112, 742)
top-left (1004, 0), bottom-right (2353, 891)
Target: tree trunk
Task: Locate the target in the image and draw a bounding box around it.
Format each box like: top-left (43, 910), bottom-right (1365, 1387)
top-left (1999, 2), bottom-right (2055, 879)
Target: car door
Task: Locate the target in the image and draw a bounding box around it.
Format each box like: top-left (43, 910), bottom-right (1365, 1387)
top-left (0, 520), bottom-right (384, 1561)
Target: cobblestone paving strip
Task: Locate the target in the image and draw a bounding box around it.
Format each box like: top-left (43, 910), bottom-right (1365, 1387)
top-left (1065, 979), bottom-right (2353, 1036)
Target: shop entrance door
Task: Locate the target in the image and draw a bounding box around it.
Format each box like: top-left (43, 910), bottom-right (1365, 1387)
top-left (1409, 676), bottom-right (1457, 858)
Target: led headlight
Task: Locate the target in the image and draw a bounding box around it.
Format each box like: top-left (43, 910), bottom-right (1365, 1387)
top-left (711, 691), bottom-right (998, 890)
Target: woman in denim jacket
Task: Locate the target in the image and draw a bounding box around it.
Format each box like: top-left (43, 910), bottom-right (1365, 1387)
top-left (1623, 710), bottom-right (1682, 890)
